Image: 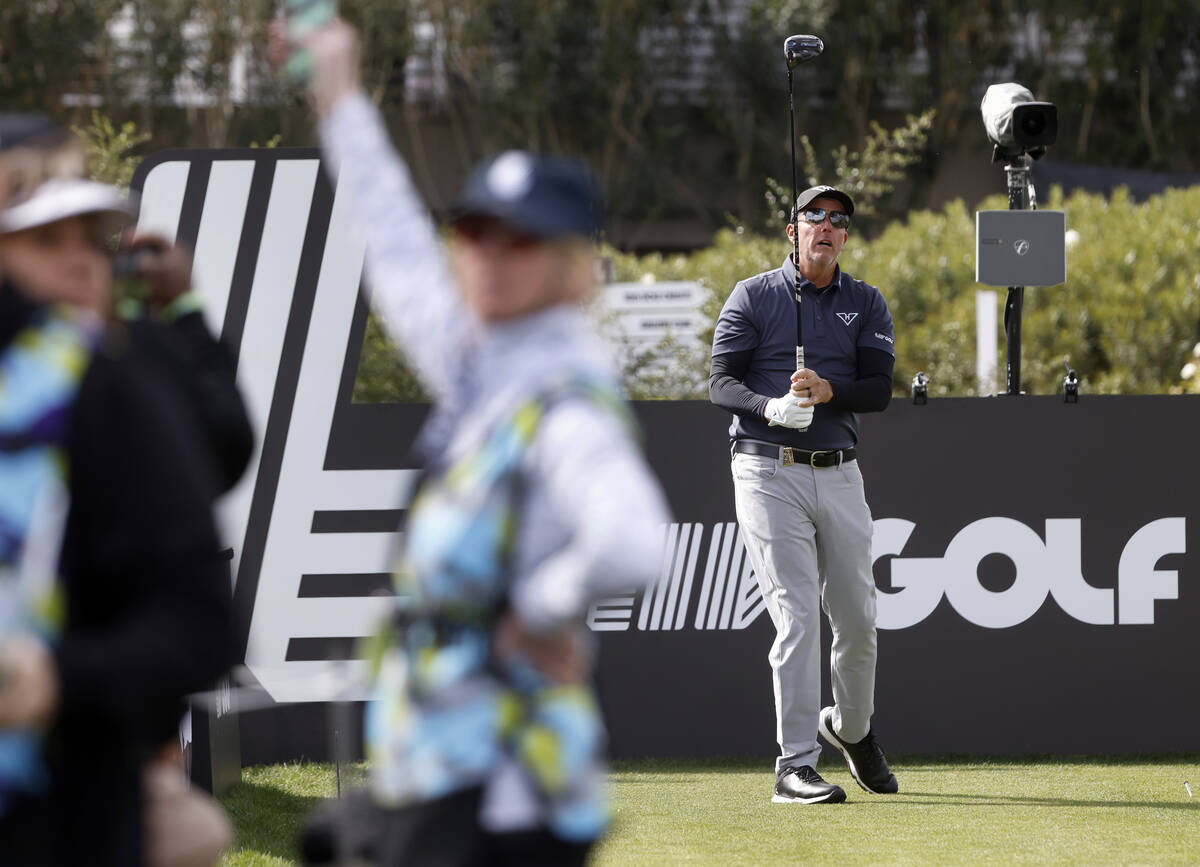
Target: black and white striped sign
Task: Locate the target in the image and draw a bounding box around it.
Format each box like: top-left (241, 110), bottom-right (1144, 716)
top-left (134, 149), bottom-right (415, 704)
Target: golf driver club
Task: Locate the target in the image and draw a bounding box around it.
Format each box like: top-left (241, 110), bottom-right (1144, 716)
top-left (784, 34), bottom-right (824, 376)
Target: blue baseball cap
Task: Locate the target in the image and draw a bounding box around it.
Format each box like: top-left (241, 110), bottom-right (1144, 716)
top-left (451, 150), bottom-right (603, 240)
top-left (0, 113), bottom-right (64, 152)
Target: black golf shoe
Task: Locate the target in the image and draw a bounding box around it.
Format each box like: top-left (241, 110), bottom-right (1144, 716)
top-left (818, 706), bottom-right (899, 794)
top-left (771, 765), bottom-right (846, 804)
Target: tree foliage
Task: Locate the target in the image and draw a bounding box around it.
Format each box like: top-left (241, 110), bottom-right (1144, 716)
top-left (1175, 343), bottom-right (1200, 395)
top-left (11, 2), bottom-right (1198, 405)
top-left (0, 2), bottom-right (105, 110)
top-left (352, 311), bottom-right (429, 404)
top-left (765, 110), bottom-right (936, 225)
top-left (74, 111), bottom-right (152, 192)
top-left (7, 2), bottom-right (1199, 234)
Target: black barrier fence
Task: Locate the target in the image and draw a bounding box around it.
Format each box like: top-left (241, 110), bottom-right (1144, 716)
top-left (241, 395), bottom-right (1199, 763)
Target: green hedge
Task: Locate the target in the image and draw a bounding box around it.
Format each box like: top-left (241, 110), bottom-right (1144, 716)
top-left (608, 185), bottom-right (1200, 397)
top-left (352, 186), bottom-right (1200, 401)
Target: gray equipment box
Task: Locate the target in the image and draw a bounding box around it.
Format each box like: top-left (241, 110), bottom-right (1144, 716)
top-left (976, 210), bottom-right (1066, 287)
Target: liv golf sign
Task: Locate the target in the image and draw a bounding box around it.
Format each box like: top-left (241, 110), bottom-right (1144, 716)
top-left (132, 150), bottom-right (1198, 757)
top-left (593, 517), bottom-right (1184, 633)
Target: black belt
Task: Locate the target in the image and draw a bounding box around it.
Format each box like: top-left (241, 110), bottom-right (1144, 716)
top-left (733, 440), bottom-right (855, 468)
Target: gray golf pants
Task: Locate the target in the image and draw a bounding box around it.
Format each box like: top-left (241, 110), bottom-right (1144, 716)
top-left (731, 446), bottom-right (878, 774)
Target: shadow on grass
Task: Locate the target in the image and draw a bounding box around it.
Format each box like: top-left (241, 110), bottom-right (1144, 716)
top-left (889, 753), bottom-right (1200, 767)
top-left (612, 754), bottom-right (1200, 775)
top-left (221, 780), bottom-right (327, 862)
top-left (611, 757), bottom-right (765, 775)
top-left (898, 791), bottom-right (1200, 811)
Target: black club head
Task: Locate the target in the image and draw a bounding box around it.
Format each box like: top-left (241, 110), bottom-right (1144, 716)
top-left (784, 35), bottom-right (824, 70)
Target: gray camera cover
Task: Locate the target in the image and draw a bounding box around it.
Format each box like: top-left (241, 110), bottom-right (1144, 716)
top-left (981, 83), bottom-right (1034, 149)
top-left (976, 210), bottom-right (1066, 287)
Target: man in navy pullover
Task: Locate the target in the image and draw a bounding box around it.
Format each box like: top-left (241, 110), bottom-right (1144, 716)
top-left (709, 185), bottom-right (899, 804)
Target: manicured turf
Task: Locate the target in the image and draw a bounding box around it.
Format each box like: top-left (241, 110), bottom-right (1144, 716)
top-left (219, 762), bottom-right (366, 867)
top-left (220, 756), bottom-right (1200, 865)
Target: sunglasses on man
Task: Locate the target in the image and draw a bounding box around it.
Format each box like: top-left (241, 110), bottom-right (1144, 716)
top-left (453, 216), bottom-right (541, 251)
top-left (802, 207), bottom-right (851, 229)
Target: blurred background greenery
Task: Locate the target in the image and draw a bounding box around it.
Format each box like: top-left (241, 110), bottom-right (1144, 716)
top-left (8, 0), bottom-right (1200, 230)
top-left (8, 0), bottom-right (1198, 398)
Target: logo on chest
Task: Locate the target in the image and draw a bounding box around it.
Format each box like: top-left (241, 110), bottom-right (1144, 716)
top-left (835, 312), bottom-right (859, 325)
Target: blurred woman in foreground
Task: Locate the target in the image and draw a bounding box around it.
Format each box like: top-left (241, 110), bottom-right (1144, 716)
top-left (0, 120), bottom-right (235, 865)
top-left (276, 18), bottom-right (671, 867)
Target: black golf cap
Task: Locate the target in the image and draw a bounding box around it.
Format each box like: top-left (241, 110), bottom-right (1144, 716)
top-left (451, 150), bottom-right (603, 240)
top-left (0, 113), bottom-right (63, 152)
top-left (792, 184), bottom-right (855, 219)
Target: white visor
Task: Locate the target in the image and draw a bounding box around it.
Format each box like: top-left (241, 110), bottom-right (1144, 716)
top-left (0, 178), bottom-right (136, 235)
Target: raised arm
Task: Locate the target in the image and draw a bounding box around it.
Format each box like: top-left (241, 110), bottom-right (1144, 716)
top-left (308, 23), bottom-right (469, 400)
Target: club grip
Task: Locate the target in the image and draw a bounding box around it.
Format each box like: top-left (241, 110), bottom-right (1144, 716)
top-left (796, 346), bottom-right (805, 371)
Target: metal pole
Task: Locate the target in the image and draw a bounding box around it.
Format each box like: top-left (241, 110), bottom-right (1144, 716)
top-left (976, 289), bottom-right (998, 394)
top-left (1003, 156), bottom-right (1031, 395)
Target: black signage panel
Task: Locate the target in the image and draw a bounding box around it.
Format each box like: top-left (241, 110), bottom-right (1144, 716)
top-left (598, 397), bottom-right (1199, 757)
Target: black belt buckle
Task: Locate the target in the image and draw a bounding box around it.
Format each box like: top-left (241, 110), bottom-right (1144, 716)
top-left (810, 449), bottom-right (842, 469)
top-left (735, 441), bottom-right (846, 469)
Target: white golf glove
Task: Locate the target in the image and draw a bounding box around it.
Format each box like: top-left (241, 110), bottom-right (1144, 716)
top-left (764, 393), bottom-right (813, 430)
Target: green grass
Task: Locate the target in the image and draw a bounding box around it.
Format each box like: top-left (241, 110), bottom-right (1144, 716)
top-left (220, 756), bottom-right (1200, 865)
top-left (219, 763), bottom-right (367, 866)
